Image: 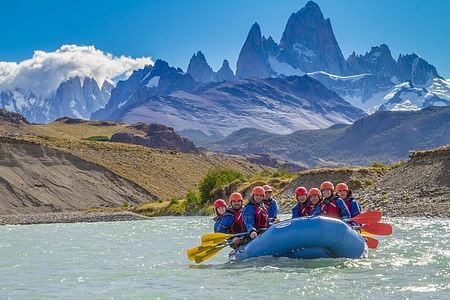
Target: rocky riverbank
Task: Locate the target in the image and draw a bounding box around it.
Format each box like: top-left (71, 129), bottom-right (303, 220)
top-left (0, 211), bottom-right (151, 225)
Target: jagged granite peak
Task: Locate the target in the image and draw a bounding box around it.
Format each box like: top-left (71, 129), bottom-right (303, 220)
top-left (236, 22), bottom-right (273, 79)
top-left (263, 35), bottom-right (280, 56)
top-left (278, 0), bottom-right (348, 75)
top-left (49, 76), bottom-right (110, 120)
top-left (397, 53), bottom-right (441, 86)
top-left (216, 59), bottom-right (235, 82)
top-left (91, 59), bottom-right (196, 121)
top-left (187, 51), bottom-right (216, 83)
top-left (346, 44), bottom-right (397, 78)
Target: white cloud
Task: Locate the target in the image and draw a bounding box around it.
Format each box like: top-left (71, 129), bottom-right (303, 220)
top-left (0, 44), bottom-right (152, 97)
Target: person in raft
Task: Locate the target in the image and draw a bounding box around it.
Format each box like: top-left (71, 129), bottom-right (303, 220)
top-left (335, 183), bottom-right (362, 218)
top-left (317, 181), bottom-right (351, 220)
top-left (243, 186), bottom-right (269, 240)
top-left (262, 184), bottom-right (279, 225)
top-left (308, 188), bottom-right (323, 216)
top-left (213, 199), bottom-right (228, 233)
top-left (291, 186), bottom-right (311, 218)
top-left (215, 192), bottom-right (246, 247)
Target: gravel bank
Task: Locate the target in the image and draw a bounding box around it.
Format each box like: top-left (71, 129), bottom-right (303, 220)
top-left (0, 211), bottom-right (151, 225)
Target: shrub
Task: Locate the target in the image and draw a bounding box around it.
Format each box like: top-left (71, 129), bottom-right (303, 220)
top-left (121, 201), bottom-right (129, 208)
top-left (185, 190), bottom-right (201, 211)
top-left (370, 161), bottom-right (387, 169)
top-left (170, 197), bottom-right (179, 205)
top-left (85, 136), bottom-right (110, 142)
top-left (198, 168), bottom-right (243, 204)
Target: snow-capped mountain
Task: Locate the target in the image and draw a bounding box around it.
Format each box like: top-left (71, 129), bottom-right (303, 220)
top-left (49, 77), bottom-right (113, 120)
top-left (378, 82), bottom-right (450, 112)
top-left (0, 77), bottom-right (113, 123)
top-left (0, 44), bottom-right (151, 123)
top-left (92, 59), bottom-right (365, 136)
top-left (231, 1), bottom-right (446, 113)
top-left (92, 59), bottom-right (197, 121)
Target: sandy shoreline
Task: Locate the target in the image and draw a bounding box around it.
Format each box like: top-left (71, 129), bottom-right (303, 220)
top-left (0, 211), bottom-right (151, 226)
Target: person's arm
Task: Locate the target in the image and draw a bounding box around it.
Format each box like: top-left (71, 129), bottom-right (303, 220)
top-left (291, 205), bottom-right (299, 218)
top-left (216, 214), bottom-right (233, 233)
top-left (351, 200), bottom-right (362, 217)
top-left (337, 199), bottom-right (351, 220)
top-left (243, 206), bottom-right (255, 233)
top-left (272, 199), bottom-right (279, 220)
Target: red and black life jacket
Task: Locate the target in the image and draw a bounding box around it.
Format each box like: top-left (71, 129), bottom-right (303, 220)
top-left (250, 202), bottom-right (269, 230)
top-left (227, 208), bottom-right (245, 234)
top-left (300, 203), bottom-right (311, 216)
top-left (320, 197), bottom-right (341, 219)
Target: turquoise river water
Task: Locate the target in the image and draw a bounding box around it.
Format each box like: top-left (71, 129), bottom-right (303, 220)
top-left (1, 216), bottom-right (449, 299)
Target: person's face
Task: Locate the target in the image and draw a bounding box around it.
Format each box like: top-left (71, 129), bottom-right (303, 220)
top-left (264, 191), bottom-right (272, 200)
top-left (296, 195), bottom-right (307, 204)
top-left (253, 194), bottom-right (264, 204)
top-left (337, 190), bottom-right (348, 199)
top-left (231, 200), bottom-right (242, 210)
top-left (310, 195), bottom-right (320, 205)
top-left (322, 189), bottom-right (332, 198)
top-left (217, 206), bottom-right (226, 215)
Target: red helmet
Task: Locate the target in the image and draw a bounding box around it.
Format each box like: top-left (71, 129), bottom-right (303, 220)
top-left (320, 181), bottom-right (334, 191)
top-left (295, 187), bottom-right (308, 196)
top-left (308, 188), bottom-right (321, 197)
top-left (251, 186), bottom-right (265, 196)
top-left (213, 199), bottom-right (227, 208)
top-left (229, 192), bottom-right (243, 202)
top-left (262, 184), bottom-right (273, 192)
top-left (335, 183), bottom-right (349, 192)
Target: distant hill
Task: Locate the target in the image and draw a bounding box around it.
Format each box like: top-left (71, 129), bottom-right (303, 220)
top-left (211, 106), bottom-right (450, 166)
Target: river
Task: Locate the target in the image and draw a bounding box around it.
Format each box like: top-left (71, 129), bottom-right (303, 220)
top-left (1, 216), bottom-right (449, 299)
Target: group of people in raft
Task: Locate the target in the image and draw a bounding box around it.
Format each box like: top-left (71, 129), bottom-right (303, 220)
top-left (213, 181), bottom-right (361, 247)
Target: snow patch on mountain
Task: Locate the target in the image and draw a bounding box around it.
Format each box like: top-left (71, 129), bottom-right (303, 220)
top-left (268, 56), bottom-right (304, 76)
top-left (146, 76), bottom-right (160, 88)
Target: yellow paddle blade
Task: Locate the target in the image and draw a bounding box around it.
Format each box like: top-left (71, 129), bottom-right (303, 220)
top-left (201, 232), bottom-right (233, 243)
top-left (187, 245), bottom-right (216, 261)
top-left (194, 245), bottom-right (227, 264)
top-left (360, 230), bottom-right (372, 236)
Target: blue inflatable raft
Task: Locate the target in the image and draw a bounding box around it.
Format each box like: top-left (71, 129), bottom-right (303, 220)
top-left (230, 216), bottom-right (366, 261)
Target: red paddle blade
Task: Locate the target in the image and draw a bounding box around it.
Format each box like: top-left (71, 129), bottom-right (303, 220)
top-left (361, 223), bottom-right (393, 235)
top-left (350, 211), bottom-right (382, 224)
top-left (364, 236), bottom-right (379, 249)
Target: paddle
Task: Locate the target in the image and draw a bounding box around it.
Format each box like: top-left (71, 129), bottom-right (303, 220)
top-left (347, 211), bottom-right (382, 225)
top-left (193, 242), bottom-right (231, 264)
top-left (187, 244), bottom-right (221, 261)
top-left (201, 232), bottom-right (248, 245)
top-left (364, 236), bottom-right (379, 249)
top-left (360, 223), bottom-right (392, 235)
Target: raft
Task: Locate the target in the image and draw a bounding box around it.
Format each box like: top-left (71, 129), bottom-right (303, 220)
top-left (229, 216), bottom-right (366, 261)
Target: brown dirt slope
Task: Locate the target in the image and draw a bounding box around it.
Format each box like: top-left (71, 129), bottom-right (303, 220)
top-left (0, 137), bottom-right (157, 215)
top-left (362, 145), bottom-right (450, 217)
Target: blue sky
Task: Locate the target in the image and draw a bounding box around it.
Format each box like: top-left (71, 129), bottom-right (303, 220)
top-left (1, 0), bottom-right (449, 77)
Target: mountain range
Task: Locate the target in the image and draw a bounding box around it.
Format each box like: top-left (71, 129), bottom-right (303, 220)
top-left (208, 106), bottom-right (450, 166)
top-left (0, 0), bottom-right (448, 140)
top-left (0, 76), bottom-right (113, 123)
top-left (92, 59), bottom-right (365, 136)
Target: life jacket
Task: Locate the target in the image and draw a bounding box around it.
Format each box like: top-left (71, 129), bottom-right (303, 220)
top-left (250, 201), bottom-right (269, 230)
top-left (226, 208), bottom-right (245, 234)
top-left (320, 196), bottom-right (341, 219)
top-left (300, 203), bottom-right (311, 216)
